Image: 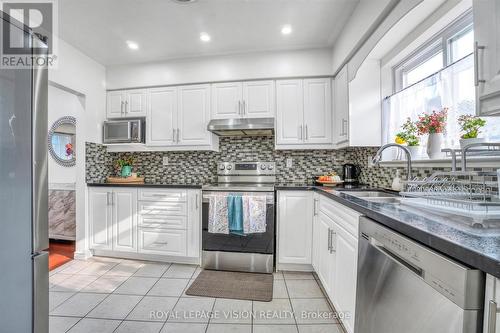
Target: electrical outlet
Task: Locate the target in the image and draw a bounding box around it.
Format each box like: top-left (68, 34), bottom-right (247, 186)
top-left (286, 158), bottom-right (293, 168)
top-left (367, 156), bottom-right (374, 167)
top-left (162, 156), bottom-right (169, 166)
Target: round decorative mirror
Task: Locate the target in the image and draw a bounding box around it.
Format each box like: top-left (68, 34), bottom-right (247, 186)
top-left (48, 116), bottom-right (76, 167)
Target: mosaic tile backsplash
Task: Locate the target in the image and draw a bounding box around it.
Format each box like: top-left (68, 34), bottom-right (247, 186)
top-left (86, 138), bottom-right (497, 189)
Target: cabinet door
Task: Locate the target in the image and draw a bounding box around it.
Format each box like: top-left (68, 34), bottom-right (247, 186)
top-left (316, 212), bottom-right (335, 298)
top-left (88, 188), bottom-right (112, 250)
top-left (331, 223), bottom-right (358, 333)
top-left (106, 91), bottom-right (125, 119)
top-left (483, 274), bottom-right (500, 333)
top-left (112, 188), bottom-right (137, 252)
top-left (276, 80), bottom-right (304, 145)
top-left (187, 190), bottom-right (201, 258)
top-left (303, 78), bottom-right (332, 144)
top-left (277, 191), bottom-right (313, 265)
top-left (474, 0), bottom-right (500, 116)
top-left (147, 87), bottom-right (177, 146)
top-left (242, 80), bottom-right (275, 118)
top-left (138, 229), bottom-right (187, 256)
top-left (177, 84), bottom-right (211, 146)
top-left (125, 89), bottom-right (148, 117)
top-left (334, 65), bottom-right (349, 145)
top-left (211, 82), bottom-right (243, 119)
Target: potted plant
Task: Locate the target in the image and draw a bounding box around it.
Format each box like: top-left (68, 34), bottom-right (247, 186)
top-left (395, 118), bottom-right (420, 159)
top-left (115, 156), bottom-right (135, 177)
top-left (416, 108), bottom-right (448, 159)
top-left (458, 114), bottom-right (486, 149)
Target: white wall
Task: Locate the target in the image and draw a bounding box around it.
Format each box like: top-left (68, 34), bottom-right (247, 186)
top-left (48, 85), bottom-right (83, 185)
top-left (49, 38), bottom-right (106, 259)
top-left (106, 48), bottom-right (333, 90)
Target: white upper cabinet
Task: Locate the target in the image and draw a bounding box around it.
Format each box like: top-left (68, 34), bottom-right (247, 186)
top-left (177, 84), bottom-right (211, 146)
top-left (242, 80), bottom-right (275, 118)
top-left (211, 82), bottom-right (243, 119)
top-left (106, 89), bottom-right (148, 119)
top-left (474, 0), bottom-right (500, 116)
top-left (304, 78), bottom-right (332, 144)
top-left (147, 87), bottom-right (177, 146)
top-left (276, 78), bottom-right (333, 149)
top-left (334, 65), bottom-right (349, 145)
top-left (212, 80), bottom-right (275, 119)
top-left (276, 79), bottom-right (304, 145)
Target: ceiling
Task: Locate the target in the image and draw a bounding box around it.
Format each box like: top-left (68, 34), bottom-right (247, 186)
top-left (58, 0), bottom-right (359, 66)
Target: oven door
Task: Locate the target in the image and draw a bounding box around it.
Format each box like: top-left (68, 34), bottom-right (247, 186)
top-left (201, 191), bottom-right (275, 273)
top-left (103, 120), bottom-right (132, 143)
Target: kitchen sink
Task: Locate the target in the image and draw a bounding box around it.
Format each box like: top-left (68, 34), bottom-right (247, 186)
top-left (362, 197), bottom-right (403, 204)
top-left (343, 191), bottom-right (398, 198)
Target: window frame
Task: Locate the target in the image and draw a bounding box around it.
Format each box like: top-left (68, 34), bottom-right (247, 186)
top-left (392, 10), bottom-right (473, 93)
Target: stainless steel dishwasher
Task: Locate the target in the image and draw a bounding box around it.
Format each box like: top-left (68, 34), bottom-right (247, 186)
top-left (355, 217), bottom-right (485, 333)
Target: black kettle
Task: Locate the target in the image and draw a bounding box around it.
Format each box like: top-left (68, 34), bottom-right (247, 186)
top-left (342, 163), bottom-right (361, 184)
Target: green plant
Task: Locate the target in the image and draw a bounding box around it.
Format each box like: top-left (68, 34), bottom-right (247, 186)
top-left (458, 114), bottom-right (486, 139)
top-left (115, 156), bottom-right (134, 170)
top-left (396, 118), bottom-right (420, 146)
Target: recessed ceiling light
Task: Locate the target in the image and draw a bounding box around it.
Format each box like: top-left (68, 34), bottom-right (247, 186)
top-left (200, 32), bottom-right (211, 42)
top-left (281, 24), bottom-right (292, 35)
top-left (126, 40), bottom-right (139, 50)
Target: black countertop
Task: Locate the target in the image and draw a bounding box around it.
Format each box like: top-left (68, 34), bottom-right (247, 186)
top-left (277, 184), bottom-right (500, 279)
top-left (87, 182), bottom-right (203, 189)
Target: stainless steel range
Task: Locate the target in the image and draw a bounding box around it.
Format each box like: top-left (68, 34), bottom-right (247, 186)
top-left (201, 162), bottom-right (276, 273)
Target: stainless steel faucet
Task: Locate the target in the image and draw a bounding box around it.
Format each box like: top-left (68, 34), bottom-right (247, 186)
top-left (372, 143), bottom-right (413, 180)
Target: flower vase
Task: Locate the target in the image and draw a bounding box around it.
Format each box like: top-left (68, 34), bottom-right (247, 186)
top-left (407, 146), bottom-right (420, 160)
top-left (427, 133), bottom-right (444, 159)
top-left (121, 165), bottom-right (132, 177)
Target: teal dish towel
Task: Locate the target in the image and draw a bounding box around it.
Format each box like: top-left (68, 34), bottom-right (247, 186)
top-left (227, 195), bottom-right (245, 236)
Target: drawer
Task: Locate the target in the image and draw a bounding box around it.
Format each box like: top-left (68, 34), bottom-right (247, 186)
top-left (138, 229), bottom-right (187, 256)
top-left (138, 201), bottom-right (187, 216)
top-left (139, 215), bottom-right (187, 230)
top-left (319, 196), bottom-right (361, 237)
top-left (139, 189), bottom-right (187, 202)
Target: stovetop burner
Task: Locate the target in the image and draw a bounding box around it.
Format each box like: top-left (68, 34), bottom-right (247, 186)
top-left (202, 161), bottom-right (276, 192)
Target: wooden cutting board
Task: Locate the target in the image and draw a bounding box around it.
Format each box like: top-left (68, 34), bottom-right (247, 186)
top-left (106, 176), bottom-right (145, 184)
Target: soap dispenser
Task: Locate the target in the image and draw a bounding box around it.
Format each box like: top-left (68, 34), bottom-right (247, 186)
top-left (391, 170), bottom-right (403, 192)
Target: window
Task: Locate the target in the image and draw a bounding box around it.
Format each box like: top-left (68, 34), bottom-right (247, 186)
top-left (384, 10), bottom-right (500, 155)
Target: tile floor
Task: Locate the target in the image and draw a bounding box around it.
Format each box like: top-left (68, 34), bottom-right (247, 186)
top-left (49, 257), bottom-right (344, 333)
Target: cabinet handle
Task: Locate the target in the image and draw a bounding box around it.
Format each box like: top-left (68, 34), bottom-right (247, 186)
top-left (172, 128), bottom-right (176, 142)
top-left (112, 192), bottom-right (115, 206)
top-left (238, 101), bottom-right (242, 115)
top-left (305, 124), bottom-right (308, 140)
top-left (329, 230), bottom-right (336, 253)
top-left (195, 193), bottom-right (199, 209)
top-left (106, 192), bottom-right (110, 205)
top-left (243, 100), bottom-right (246, 115)
top-left (313, 198), bottom-right (318, 216)
top-left (176, 128), bottom-right (180, 143)
top-left (125, 101), bottom-right (128, 113)
top-left (327, 228), bottom-right (332, 251)
top-left (474, 41), bottom-right (486, 86)
top-left (341, 119), bottom-right (348, 136)
top-left (487, 300), bottom-right (498, 333)
top-left (299, 125), bottom-right (303, 140)
top-left (120, 101), bottom-right (124, 115)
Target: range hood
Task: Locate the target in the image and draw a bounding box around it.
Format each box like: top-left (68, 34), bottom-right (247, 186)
top-left (207, 117), bottom-right (274, 136)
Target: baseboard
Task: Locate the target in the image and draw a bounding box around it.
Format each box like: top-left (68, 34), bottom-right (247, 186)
top-left (92, 249), bottom-right (201, 265)
top-left (276, 263), bottom-right (314, 272)
top-left (73, 249), bottom-right (93, 260)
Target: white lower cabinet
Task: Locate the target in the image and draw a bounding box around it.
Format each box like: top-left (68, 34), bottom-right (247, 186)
top-left (277, 191), bottom-right (313, 269)
top-left (88, 186), bottom-right (201, 262)
top-left (314, 210), bottom-right (335, 297)
top-left (484, 274), bottom-right (500, 333)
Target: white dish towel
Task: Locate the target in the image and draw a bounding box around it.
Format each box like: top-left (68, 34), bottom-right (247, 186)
top-left (208, 194), bottom-right (229, 234)
top-left (242, 195), bottom-right (267, 233)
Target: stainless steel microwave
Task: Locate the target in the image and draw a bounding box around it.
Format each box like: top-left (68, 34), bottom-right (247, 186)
top-left (103, 119), bottom-right (145, 144)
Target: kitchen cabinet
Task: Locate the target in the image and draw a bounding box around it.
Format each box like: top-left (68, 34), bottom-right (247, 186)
top-left (277, 191), bottom-right (313, 269)
top-left (334, 65), bottom-right (349, 145)
top-left (211, 80), bottom-right (275, 119)
top-left (313, 209), bottom-right (336, 297)
top-left (484, 274), bottom-right (500, 333)
top-left (473, 0), bottom-right (500, 116)
top-left (88, 186), bottom-right (201, 262)
top-left (147, 85), bottom-right (215, 148)
top-left (106, 89), bottom-right (148, 119)
top-left (275, 78), bottom-right (333, 149)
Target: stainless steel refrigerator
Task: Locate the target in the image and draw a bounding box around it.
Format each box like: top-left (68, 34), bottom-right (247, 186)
top-left (0, 12), bottom-right (49, 333)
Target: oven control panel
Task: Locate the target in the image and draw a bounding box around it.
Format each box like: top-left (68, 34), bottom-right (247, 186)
top-left (217, 162), bottom-right (276, 175)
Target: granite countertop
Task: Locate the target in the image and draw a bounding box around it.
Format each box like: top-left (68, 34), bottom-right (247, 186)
top-left (311, 187), bottom-right (500, 279)
top-left (87, 182), bottom-right (203, 189)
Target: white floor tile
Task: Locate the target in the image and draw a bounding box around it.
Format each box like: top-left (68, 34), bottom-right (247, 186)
top-left (297, 324), bottom-right (344, 333)
top-left (148, 278), bottom-right (190, 297)
top-left (126, 296), bottom-right (178, 322)
top-left (57, 261), bottom-right (93, 275)
top-left (50, 293), bottom-right (107, 317)
top-left (134, 263), bottom-right (171, 278)
top-left (80, 275), bottom-right (128, 293)
top-left (168, 297), bottom-right (215, 323)
top-left (114, 276), bottom-right (159, 295)
top-left (49, 291), bottom-right (75, 312)
top-left (253, 299), bottom-right (295, 324)
top-left (211, 299), bottom-right (253, 324)
top-left (286, 280), bottom-right (324, 299)
top-left (50, 274), bottom-right (99, 292)
top-left (283, 272), bottom-right (315, 280)
top-left (206, 324), bottom-right (251, 333)
top-left (49, 274), bottom-right (73, 289)
top-left (49, 316), bottom-right (80, 333)
top-left (253, 324), bottom-right (299, 333)
top-left (67, 318), bottom-right (121, 333)
top-left (86, 294), bottom-right (142, 320)
top-left (163, 264), bottom-right (197, 279)
top-left (76, 262), bottom-right (117, 276)
top-left (161, 322), bottom-right (207, 333)
top-left (104, 261), bottom-right (144, 277)
top-left (273, 279), bottom-right (290, 299)
top-left (273, 272), bottom-right (284, 280)
top-left (115, 320), bottom-right (164, 333)
top-left (291, 299), bottom-right (337, 325)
